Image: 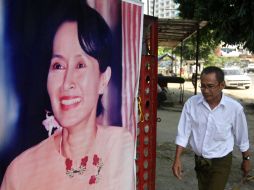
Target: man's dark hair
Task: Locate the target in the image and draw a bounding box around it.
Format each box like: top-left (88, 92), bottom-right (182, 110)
top-left (201, 66), bottom-right (224, 83)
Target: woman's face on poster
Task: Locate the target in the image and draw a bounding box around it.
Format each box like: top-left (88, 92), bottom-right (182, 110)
top-left (47, 21), bottom-right (108, 129)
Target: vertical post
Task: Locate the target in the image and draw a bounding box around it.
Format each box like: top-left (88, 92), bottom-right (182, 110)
top-left (149, 17), bottom-right (157, 190)
top-left (179, 41), bottom-right (184, 103)
top-left (171, 49), bottom-right (174, 73)
top-left (153, 0), bottom-right (155, 16)
top-left (147, 0), bottom-right (149, 15)
top-left (137, 16), bottom-right (158, 190)
top-left (150, 18), bottom-right (158, 57)
top-left (174, 56), bottom-right (177, 75)
top-left (180, 41), bottom-right (183, 77)
top-left (194, 24), bottom-right (200, 95)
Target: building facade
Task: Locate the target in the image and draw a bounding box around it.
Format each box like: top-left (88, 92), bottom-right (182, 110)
top-left (142, 0), bottom-right (179, 18)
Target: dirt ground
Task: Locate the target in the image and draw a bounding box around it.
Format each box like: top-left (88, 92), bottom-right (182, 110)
top-left (156, 81), bottom-right (254, 190)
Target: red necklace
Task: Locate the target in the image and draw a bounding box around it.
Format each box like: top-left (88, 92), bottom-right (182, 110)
top-left (59, 135), bottom-right (89, 178)
top-left (60, 135), bottom-right (104, 182)
top-left (65, 156), bottom-right (88, 178)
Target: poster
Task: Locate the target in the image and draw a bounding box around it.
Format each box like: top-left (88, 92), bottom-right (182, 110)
top-left (0, 0), bottom-right (143, 189)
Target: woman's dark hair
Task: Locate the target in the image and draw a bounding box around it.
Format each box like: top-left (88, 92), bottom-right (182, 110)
top-left (201, 66), bottom-right (224, 83)
top-left (47, 0), bottom-right (113, 116)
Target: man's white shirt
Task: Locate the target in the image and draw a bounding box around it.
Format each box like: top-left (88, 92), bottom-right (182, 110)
top-left (175, 94), bottom-right (249, 159)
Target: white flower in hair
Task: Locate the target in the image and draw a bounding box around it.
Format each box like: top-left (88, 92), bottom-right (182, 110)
top-left (42, 111), bottom-right (62, 136)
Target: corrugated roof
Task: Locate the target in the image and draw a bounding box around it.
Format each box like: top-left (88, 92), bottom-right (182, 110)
top-left (158, 19), bottom-right (207, 48)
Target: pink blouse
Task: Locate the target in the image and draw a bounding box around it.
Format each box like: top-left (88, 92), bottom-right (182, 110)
top-left (1, 126), bottom-right (135, 190)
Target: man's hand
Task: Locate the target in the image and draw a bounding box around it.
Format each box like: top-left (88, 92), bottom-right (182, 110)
top-left (241, 160), bottom-right (251, 177)
top-left (172, 145), bottom-right (185, 179)
top-left (241, 150), bottom-right (251, 177)
top-left (172, 158), bottom-right (183, 180)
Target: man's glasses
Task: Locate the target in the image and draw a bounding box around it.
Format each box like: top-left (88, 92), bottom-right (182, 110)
top-left (199, 83), bottom-right (219, 90)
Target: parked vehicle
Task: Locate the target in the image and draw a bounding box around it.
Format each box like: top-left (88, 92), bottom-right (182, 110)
top-left (246, 63), bottom-right (254, 73)
top-left (222, 67), bottom-right (252, 89)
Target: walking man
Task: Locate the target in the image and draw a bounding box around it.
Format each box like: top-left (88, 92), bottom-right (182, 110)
top-left (172, 66), bottom-right (251, 190)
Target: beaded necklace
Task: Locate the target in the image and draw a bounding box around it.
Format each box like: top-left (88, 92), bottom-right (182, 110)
top-left (59, 135), bottom-right (89, 178)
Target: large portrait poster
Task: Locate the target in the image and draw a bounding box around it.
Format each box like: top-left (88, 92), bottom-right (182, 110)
top-left (0, 0), bottom-right (143, 189)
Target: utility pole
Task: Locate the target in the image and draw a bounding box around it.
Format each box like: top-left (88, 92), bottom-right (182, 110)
top-left (153, 0), bottom-right (155, 16)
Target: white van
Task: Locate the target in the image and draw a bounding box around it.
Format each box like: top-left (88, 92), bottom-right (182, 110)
top-left (222, 67), bottom-right (252, 89)
top-left (247, 63), bottom-right (254, 73)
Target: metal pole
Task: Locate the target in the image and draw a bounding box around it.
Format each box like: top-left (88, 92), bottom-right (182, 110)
top-left (173, 49), bottom-right (176, 74)
top-left (147, 0), bottom-right (149, 15)
top-left (180, 41), bottom-right (183, 77)
top-left (153, 0), bottom-right (155, 16)
top-left (194, 25), bottom-right (200, 95)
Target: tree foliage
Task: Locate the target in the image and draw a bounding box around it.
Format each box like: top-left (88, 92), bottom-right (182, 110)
top-left (174, 0), bottom-right (254, 52)
top-left (158, 46), bottom-right (171, 56)
top-left (173, 27), bottom-right (219, 61)
top-left (206, 54), bottom-right (240, 67)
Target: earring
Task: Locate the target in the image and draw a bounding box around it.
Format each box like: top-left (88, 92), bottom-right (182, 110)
top-left (42, 110), bottom-right (62, 136)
